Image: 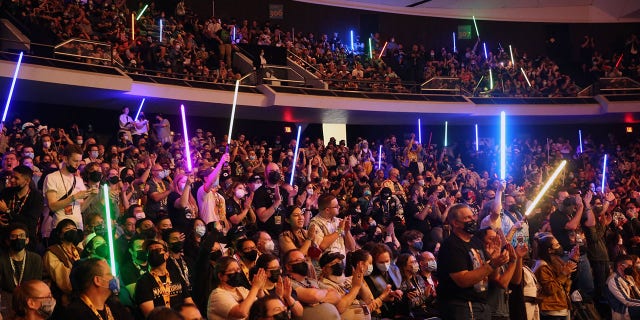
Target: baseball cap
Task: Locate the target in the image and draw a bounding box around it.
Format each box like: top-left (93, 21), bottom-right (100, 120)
top-left (319, 251), bottom-right (345, 268)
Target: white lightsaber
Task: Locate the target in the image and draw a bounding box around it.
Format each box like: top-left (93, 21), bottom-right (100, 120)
top-left (475, 124), bottom-right (479, 151)
top-left (509, 45), bottom-right (515, 67)
top-left (378, 145), bottom-right (382, 170)
top-left (2, 52), bottom-right (23, 127)
top-left (524, 160), bottom-right (567, 216)
top-left (289, 125), bottom-right (302, 185)
top-left (578, 130), bottom-right (583, 154)
top-left (521, 68), bottom-right (531, 87)
top-left (134, 98), bottom-right (145, 121)
top-left (444, 121), bottom-right (448, 147)
top-left (500, 111), bottom-right (506, 180)
top-left (227, 80), bottom-right (240, 144)
top-left (602, 154), bottom-right (608, 192)
top-left (418, 118), bottom-right (422, 144)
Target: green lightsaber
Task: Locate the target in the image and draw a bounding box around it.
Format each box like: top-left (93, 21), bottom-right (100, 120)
top-left (103, 184), bottom-right (117, 275)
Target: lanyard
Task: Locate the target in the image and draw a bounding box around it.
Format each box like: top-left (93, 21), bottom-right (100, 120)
top-left (150, 271), bottom-right (172, 308)
top-left (80, 295), bottom-right (114, 320)
top-left (171, 257), bottom-right (190, 288)
top-left (10, 190), bottom-right (30, 216)
top-left (10, 253), bottom-right (26, 286)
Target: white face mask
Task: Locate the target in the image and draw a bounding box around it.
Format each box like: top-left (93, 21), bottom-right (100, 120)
top-left (265, 240), bottom-right (275, 252)
top-left (252, 183), bottom-right (262, 191)
top-left (43, 141), bottom-right (51, 149)
top-left (235, 189), bottom-right (247, 198)
top-left (306, 188), bottom-right (314, 195)
top-left (426, 260), bottom-right (437, 272)
top-left (364, 264), bottom-right (373, 276)
top-left (90, 151), bottom-right (99, 158)
top-left (195, 225), bottom-right (206, 237)
top-left (376, 262), bottom-right (390, 273)
top-left (411, 263), bottom-right (419, 273)
top-left (134, 212), bottom-right (146, 220)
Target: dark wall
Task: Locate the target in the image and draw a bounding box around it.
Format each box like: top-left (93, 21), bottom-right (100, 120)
top-left (186, 0), bottom-right (639, 63)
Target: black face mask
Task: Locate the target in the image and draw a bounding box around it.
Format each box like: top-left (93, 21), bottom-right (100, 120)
top-left (462, 220), bottom-right (478, 235)
top-left (209, 250), bottom-right (223, 261)
top-left (169, 241), bottom-right (184, 253)
top-left (148, 250), bottom-right (166, 268)
top-left (268, 269), bottom-right (282, 283)
top-left (267, 171), bottom-right (281, 184)
top-left (63, 229), bottom-right (78, 243)
top-left (10, 238), bottom-right (26, 252)
top-left (226, 272), bottom-right (244, 287)
top-left (551, 247), bottom-right (564, 256)
top-left (272, 311), bottom-right (291, 320)
top-left (331, 263), bottom-right (345, 276)
top-left (135, 250), bottom-right (148, 262)
top-left (93, 224), bottom-right (105, 237)
top-left (88, 171), bottom-right (103, 182)
top-left (291, 262), bottom-right (309, 276)
top-left (625, 267), bottom-right (635, 276)
top-left (509, 204), bottom-right (520, 213)
top-left (66, 164), bottom-right (78, 173)
top-left (243, 250), bottom-right (258, 261)
top-left (108, 176), bottom-right (120, 185)
top-left (123, 175), bottom-right (135, 184)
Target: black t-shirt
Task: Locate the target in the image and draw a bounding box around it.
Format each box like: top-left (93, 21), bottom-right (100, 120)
top-left (253, 185), bottom-right (289, 238)
top-left (584, 224), bottom-right (609, 262)
top-left (225, 197), bottom-right (242, 226)
top-left (135, 268), bottom-right (190, 308)
top-left (436, 233), bottom-right (489, 303)
top-left (63, 296), bottom-right (134, 320)
top-left (120, 259), bottom-right (146, 286)
top-left (549, 210), bottom-right (572, 251)
top-left (404, 201), bottom-right (430, 234)
top-left (167, 191), bottom-right (195, 232)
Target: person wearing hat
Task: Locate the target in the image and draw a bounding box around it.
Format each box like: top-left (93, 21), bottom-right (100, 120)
top-left (367, 187), bottom-right (403, 229)
top-left (319, 251), bottom-right (371, 320)
top-left (247, 174), bottom-right (263, 193)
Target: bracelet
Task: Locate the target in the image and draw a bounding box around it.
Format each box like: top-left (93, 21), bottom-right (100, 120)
top-left (71, 195), bottom-right (75, 202)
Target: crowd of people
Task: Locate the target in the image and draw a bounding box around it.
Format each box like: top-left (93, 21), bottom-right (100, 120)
top-left (0, 103), bottom-right (639, 320)
top-left (4, 0), bottom-right (638, 97)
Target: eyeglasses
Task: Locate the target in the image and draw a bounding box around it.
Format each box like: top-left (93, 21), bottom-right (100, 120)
top-left (9, 234), bottom-right (27, 240)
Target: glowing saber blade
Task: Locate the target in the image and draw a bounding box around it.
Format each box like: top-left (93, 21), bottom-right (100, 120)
top-left (472, 16), bottom-right (480, 38)
top-left (524, 160), bottom-right (567, 216)
top-left (489, 69), bottom-right (494, 89)
top-left (368, 38), bottom-right (373, 59)
top-left (159, 19), bottom-right (163, 42)
top-left (378, 145), bottom-right (382, 170)
top-left (134, 98), bottom-right (145, 121)
top-left (2, 52), bottom-right (23, 124)
top-left (521, 68), bottom-right (531, 87)
top-left (136, 4), bottom-right (148, 20)
top-left (578, 130), bottom-right (583, 154)
top-left (444, 121), bottom-right (448, 147)
top-left (180, 104), bottom-right (192, 172)
top-left (350, 30), bottom-right (354, 51)
top-left (452, 32), bottom-right (457, 52)
top-left (500, 111), bottom-right (506, 180)
top-left (509, 45), bottom-right (515, 67)
top-left (616, 54), bottom-right (623, 69)
top-left (131, 14), bottom-right (135, 40)
top-left (418, 118), bottom-right (422, 144)
top-left (602, 154), bottom-right (608, 192)
top-left (378, 41), bottom-right (388, 59)
top-left (289, 125), bottom-right (302, 185)
top-left (483, 42), bottom-right (488, 59)
top-left (475, 124), bottom-right (479, 151)
top-left (227, 80), bottom-right (240, 144)
top-left (103, 184), bottom-right (117, 275)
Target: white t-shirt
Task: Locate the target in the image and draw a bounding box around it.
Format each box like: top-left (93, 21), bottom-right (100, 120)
top-left (197, 185), bottom-right (224, 225)
top-left (43, 170), bottom-right (87, 230)
top-left (119, 113), bottom-right (134, 131)
top-left (207, 286), bottom-right (249, 320)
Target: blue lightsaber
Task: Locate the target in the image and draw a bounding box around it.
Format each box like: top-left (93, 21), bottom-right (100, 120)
top-left (483, 42), bottom-right (488, 60)
top-left (601, 154), bottom-right (608, 192)
top-left (500, 111), bottom-right (506, 180)
top-left (159, 19), bottom-right (163, 42)
top-left (452, 32), bottom-right (457, 52)
top-left (289, 125), bottom-right (302, 185)
top-left (378, 145), bottom-right (382, 170)
top-left (418, 118), bottom-right (422, 144)
top-left (2, 52), bottom-right (23, 125)
top-left (578, 130), bottom-right (583, 154)
top-left (350, 30), bottom-right (354, 51)
top-left (444, 121), bottom-right (448, 147)
top-left (475, 124), bottom-right (479, 151)
top-left (134, 98), bottom-right (145, 121)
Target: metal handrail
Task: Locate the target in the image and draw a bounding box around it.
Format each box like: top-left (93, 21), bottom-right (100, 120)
top-left (287, 49), bottom-right (319, 73)
top-left (421, 77), bottom-right (459, 87)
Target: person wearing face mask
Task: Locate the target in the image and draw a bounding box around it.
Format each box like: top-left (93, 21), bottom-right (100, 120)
top-left (197, 153), bottom-right (230, 231)
top-left (11, 280), bottom-right (56, 320)
top-left (254, 231), bottom-right (276, 256)
top-left (234, 239), bottom-right (260, 290)
top-left (254, 163), bottom-right (293, 240)
top-left (248, 295), bottom-right (293, 320)
top-left (284, 249), bottom-right (341, 320)
top-left (226, 181), bottom-right (256, 230)
top-left (135, 240), bottom-right (194, 317)
top-left (436, 203), bottom-right (509, 320)
top-left (145, 164), bottom-right (173, 221)
top-left (319, 252), bottom-right (371, 320)
top-left (533, 233), bottom-right (578, 320)
top-left (208, 256), bottom-right (268, 320)
top-left (404, 183), bottom-right (433, 235)
top-left (168, 173), bottom-right (198, 232)
top-left (43, 144), bottom-right (91, 230)
top-left (364, 243), bottom-right (402, 319)
top-left (164, 229), bottom-right (193, 295)
top-left (607, 254), bottom-right (640, 320)
top-left (64, 258), bottom-right (132, 320)
top-left (250, 253), bottom-right (304, 318)
top-left (416, 251), bottom-right (439, 308)
top-left (399, 230), bottom-right (425, 257)
top-left (0, 165), bottom-right (44, 246)
top-left (396, 253), bottom-right (432, 319)
top-left (184, 218), bottom-right (207, 263)
top-left (0, 223), bottom-right (43, 319)
top-left (83, 144), bottom-right (102, 164)
top-left (43, 219), bottom-right (83, 310)
top-left (247, 174), bottom-right (264, 193)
